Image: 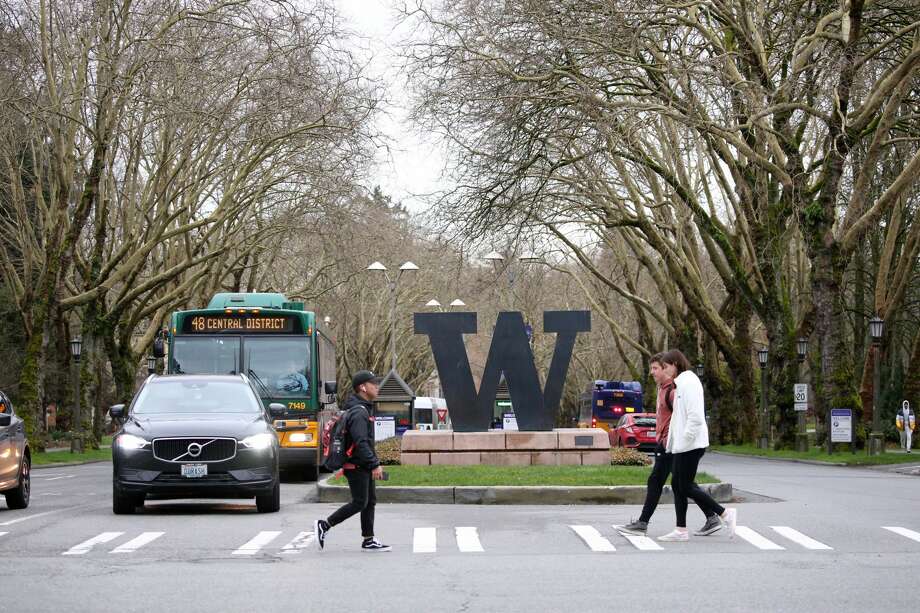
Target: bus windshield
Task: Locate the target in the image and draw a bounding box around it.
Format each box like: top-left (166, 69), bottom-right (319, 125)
top-left (245, 337), bottom-right (311, 399)
top-left (173, 338), bottom-right (241, 375)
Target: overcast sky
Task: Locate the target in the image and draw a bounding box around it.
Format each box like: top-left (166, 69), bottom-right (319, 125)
top-left (336, 0), bottom-right (445, 213)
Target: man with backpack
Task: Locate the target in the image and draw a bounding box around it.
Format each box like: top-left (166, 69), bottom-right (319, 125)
top-left (617, 352), bottom-right (723, 537)
top-left (314, 370), bottom-right (391, 552)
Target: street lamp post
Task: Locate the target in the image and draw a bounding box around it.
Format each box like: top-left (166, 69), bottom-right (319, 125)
top-left (758, 347), bottom-right (769, 450)
top-left (795, 337), bottom-right (809, 452)
top-left (69, 337), bottom-right (83, 454)
top-left (368, 261), bottom-right (419, 372)
top-left (868, 315), bottom-right (885, 455)
top-left (147, 356), bottom-right (157, 375)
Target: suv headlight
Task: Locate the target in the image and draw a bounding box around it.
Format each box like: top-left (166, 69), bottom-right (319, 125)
top-left (241, 433), bottom-right (275, 450)
top-left (116, 434), bottom-right (150, 450)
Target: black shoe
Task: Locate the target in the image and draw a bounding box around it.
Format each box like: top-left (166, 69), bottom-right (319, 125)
top-left (693, 515), bottom-right (723, 536)
top-left (361, 538), bottom-right (391, 552)
top-left (617, 520), bottom-right (648, 536)
top-left (314, 519), bottom-right (330, 550)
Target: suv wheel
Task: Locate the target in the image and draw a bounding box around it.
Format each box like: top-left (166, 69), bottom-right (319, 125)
top-left (255, 480), bottom-right (280, 513)
top-left (112, 482), bottom-right (138, 515)
top-left (4, 454), bottom-right (30, 509)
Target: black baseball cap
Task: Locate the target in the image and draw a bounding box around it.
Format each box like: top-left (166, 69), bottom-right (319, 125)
top-left (352, 370), bottom-right (383, 390)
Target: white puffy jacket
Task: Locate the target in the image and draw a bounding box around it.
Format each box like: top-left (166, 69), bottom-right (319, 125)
top-left (666, 370), bottom-right (709, 454)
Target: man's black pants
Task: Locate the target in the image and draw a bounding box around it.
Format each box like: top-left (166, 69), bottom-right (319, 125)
top-left (639, 443), bottom-right (671, 523)
top-left (327, 467), bottom-right (376, 538)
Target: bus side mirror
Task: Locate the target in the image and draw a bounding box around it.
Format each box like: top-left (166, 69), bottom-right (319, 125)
top-left (268, 403), bottom-right (286, 418)
top-left (152, 337), bottom-right (165, 359)
top-left (110, 404), bottom-right (126, 419)
top-left (324, 381), bottom-right (338, 395)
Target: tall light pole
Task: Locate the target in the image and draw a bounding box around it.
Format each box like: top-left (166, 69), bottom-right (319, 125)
top-left (368, 261), bottom-right (419, 373)
top-left (868, 315), bottom-right (885, 455)
top-left (69, 337), bottom-right (83, 454)
top-left (758, 347), bottom-right (769, 449)
top-left (795, 337), bottom-right (809, 452)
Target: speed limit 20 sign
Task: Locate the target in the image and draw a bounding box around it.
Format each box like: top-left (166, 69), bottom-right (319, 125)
top-left (794, 384), bottom-right (808, 411)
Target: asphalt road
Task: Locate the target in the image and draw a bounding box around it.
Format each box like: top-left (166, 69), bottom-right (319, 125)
top-left (3, 453), bottom-right (919, 613)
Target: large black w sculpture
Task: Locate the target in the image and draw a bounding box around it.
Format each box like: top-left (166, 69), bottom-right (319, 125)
top-left (414, 311), bottom-right (591, 431)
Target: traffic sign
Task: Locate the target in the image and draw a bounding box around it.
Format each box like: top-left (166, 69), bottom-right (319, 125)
top-left (794, 384), bottom-right (808, 403)
top-left (436, 409), bottom-right (448, 423)
top-left (794, 402), bottom-right (808, 412)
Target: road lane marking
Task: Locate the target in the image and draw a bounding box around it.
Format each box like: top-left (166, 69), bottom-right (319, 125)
top-left (883, 526), bottom-right (920, 544)
top-left (570, 525), bottom-right (616, 552)
top-left (455, 527), bottom-right (484, 552)
top-left (413, 527), bottom-right (437, 553)
top-left (735, 526), bottom-right (785, 550)
top-left (0, 509), bottom-right (66, 526)
top-left (621, 534), bottom-right (663, 551)
top-left (280, 532), bottom-right (315, 554)
top-left (43, 475), bottom-right (75, 481)
top-left (770, 526), bottom-right (832, 550)
top-left (232, 531), bottom-right (282, 555)
top-left (110, 532), bottom-right (165, 554)
top-left (63, 532), bottom-right (125, 555)
top-left (0, 532), bottom-right (7, 538)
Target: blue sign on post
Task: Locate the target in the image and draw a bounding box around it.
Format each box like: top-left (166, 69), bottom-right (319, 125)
top-left (831, 408), bottom-right (852, 443)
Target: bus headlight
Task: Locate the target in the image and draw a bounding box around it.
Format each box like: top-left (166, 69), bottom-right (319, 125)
top-left (241, 433), bottom-right (275, 450)
top-left (289, 432), bottom-right (312, 443)
top-left (116, 434), bottom-right (150, 451)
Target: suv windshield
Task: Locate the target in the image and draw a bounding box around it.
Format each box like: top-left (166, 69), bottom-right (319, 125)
top-left (245, 338), bottom-right (311, 399)
top-left (134, 380), bottom-right (260, 414)
top-left (172, 338), bottom-right (241, 375)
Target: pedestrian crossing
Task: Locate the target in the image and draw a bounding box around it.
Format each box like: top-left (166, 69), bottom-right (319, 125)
top-left (1, 524), bottom-right (918, 557)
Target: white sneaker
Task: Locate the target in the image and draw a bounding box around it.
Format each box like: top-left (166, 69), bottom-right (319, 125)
top-left (657, 529), bottom-right (689, 542)
top-left (722, 508), bottom-right (737, 539)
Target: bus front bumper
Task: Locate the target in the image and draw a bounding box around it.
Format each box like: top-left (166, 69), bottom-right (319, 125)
top-left (279, 446), bottom-right (318, 468)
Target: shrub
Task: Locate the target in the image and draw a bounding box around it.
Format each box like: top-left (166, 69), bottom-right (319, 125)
top-left (376, 436), bottom-right (402, 465)
top-left (610, 447), bottom-right (652, 466)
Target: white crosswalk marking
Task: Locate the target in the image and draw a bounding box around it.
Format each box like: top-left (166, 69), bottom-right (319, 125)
top-left (44, 475), bottom-right (75, 481)
top-left (0, 531), bottom-right (7, 538)
top-left (280, 531), bottom-right (315, 554)
top-left (111, 532), bottom-right (165, 554)
top-left (770, 526), bottom-right (832, 550)
top-left (232, 531), bottom-right (282, 555)
top-left (883, 526), bottom-right (920, 544)
top-left (63, 532), bottom-right (125, 556)
top-left (570, 525), bottom-right (616, 552)
top-left (622, 534), bottom-right (663, 551)
top-left (735, 526), bottom-right (785, 550)
top-left (455, 527), bottom-right (484, 552)
top-left (413, 527), bottom-right (437, 553)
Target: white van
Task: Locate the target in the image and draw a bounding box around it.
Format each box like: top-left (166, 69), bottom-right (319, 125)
top-left (413, 397), bottom-right (450, 430)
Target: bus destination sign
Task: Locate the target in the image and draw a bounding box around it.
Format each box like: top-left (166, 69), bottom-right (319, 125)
top-left (182, 314), bottom-right (298, 334)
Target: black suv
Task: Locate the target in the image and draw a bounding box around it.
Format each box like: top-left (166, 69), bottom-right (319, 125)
top-left (0, 391), bottom-right (30, 509)
top-left (110, 375), bottom-right (283, 514)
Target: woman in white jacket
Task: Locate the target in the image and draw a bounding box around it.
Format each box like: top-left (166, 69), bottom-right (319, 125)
top-left (659, 350), bottom-right (737, 542)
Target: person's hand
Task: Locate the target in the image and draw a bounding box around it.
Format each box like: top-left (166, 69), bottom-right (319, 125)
top-left (372, 466), bottom-right (384, 480)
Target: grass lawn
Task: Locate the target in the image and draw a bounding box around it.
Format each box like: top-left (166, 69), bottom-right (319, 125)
top-left (711, 444), bottom-right (917, 466)
top-left (33, 446), bottom-right (112, 466)
top-left (329, 464), bottom-right (719, 487)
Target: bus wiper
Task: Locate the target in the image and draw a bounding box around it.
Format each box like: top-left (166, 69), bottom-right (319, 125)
top-left (248, 369), bottom-right (272, 399)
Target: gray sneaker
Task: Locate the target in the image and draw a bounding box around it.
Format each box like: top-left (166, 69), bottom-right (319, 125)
top-left (693, 515), bottom-right (723, 536)
top-left (617, 520), bottom-right (648, 536)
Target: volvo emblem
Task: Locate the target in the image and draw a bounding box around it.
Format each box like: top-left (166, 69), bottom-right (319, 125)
top-left (187, 442), bottom-right (203, 458)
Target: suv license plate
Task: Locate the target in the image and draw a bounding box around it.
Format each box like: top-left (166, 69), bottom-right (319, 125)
top-left (181, 464), bottom-right (208, 478)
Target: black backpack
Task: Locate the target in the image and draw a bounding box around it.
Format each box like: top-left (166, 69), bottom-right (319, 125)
top-left (322, 409), bottom-right (353, 471)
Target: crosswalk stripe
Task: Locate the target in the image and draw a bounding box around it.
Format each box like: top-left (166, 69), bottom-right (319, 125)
top-left (570, 525), bottom-right (616, 552)
top-left (455, 527), bottom-right (484, 552)
top-left (280, 531), bottom-right (315, 554)
top-left (413, 527), bottom-right (437, 553)
top-left (621, 534), bottom-right (663, 551)
top-left (883, 526), bottom-right (920, 544)
top-left (232, 531), bottom-right (282, 555)
top-left (63, 532), bottom-right (125, 555)
top-left (0, 531), bottom-right (7, 538)
top-left (44, 475), bottom-right (75, 481)
top-left (111, 532), bottom-right (165, 554)
top-left (770, 526), bottom-right (832, 550)
top-left (735, 526), bottom-right (784, 550)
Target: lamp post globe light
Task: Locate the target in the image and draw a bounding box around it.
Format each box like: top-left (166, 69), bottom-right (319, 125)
top-left (757, 347), bottom-right (769, 449)
top-left (868, 315), bottom-right (886, 455)
top-left (147, 355), bottom-right (157, 375)
top-left (695, 363), bottom-right (704, 378)
top-left (70, 337), bottom-right (83, 454)
top-left (795, 336), bottom-right (810, 452)
top-left (367, 261), bottom-right (419, 373)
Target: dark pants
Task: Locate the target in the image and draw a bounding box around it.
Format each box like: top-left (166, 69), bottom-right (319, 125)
top-left (672, 448), bottom-right (724, 528)
top-left (639, 443), bottom-right (672, 523)
top-left (327, 467), bottom-right (376, 538)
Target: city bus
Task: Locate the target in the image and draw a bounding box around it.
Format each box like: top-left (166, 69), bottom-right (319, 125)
top-left (578, 380), bottom-right (644, 431)
top-left (165, 293), bottom-right (338, 480)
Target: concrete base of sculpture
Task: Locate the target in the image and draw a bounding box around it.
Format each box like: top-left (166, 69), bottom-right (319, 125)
top-left (400, 428), bottom-right (610, 466)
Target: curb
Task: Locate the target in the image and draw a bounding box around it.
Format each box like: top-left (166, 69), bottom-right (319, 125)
top-left (710, 451), bottom-right (848, 467)
top-left (317, 476), bottom-right (732, 505)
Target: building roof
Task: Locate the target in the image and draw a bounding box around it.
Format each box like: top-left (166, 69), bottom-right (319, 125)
top-left (376, 369), bottom-right (415, 402)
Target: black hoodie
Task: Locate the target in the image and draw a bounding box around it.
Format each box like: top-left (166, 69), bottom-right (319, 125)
top-left (342, 394), bottom-right (380, 470)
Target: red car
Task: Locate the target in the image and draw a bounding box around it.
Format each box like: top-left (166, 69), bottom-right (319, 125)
top-left (610, 413), bottom-right (657, 452)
